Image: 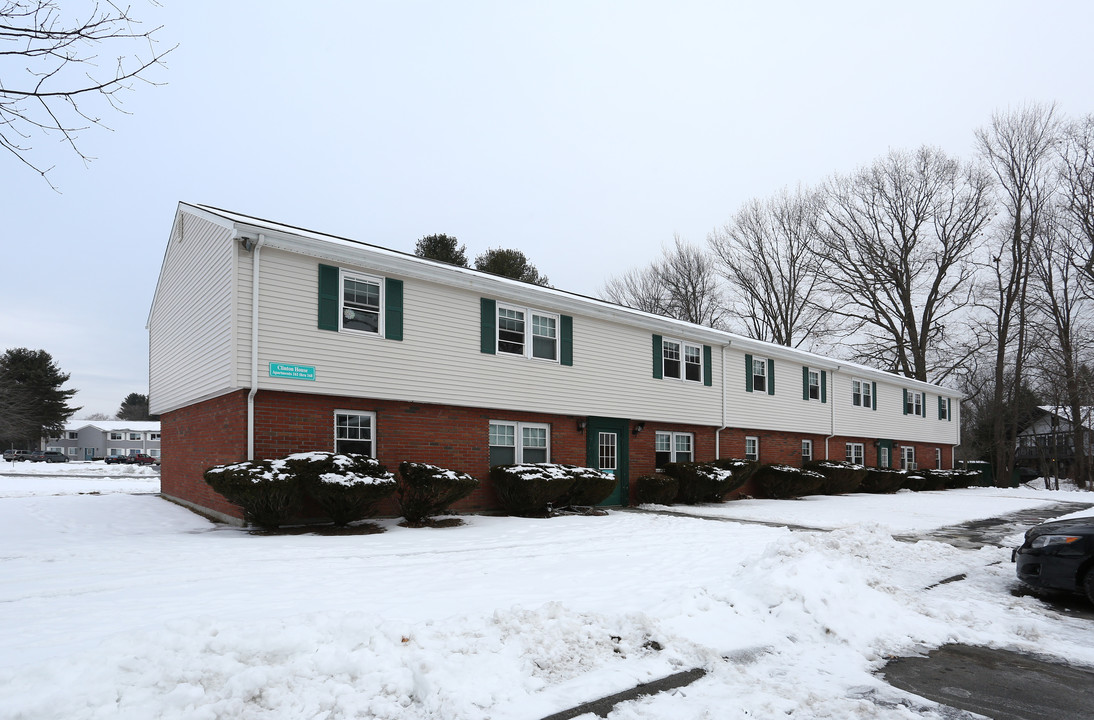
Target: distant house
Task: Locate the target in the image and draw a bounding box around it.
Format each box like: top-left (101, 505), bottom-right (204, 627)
top-left (1017, 406), bottom-right (1094, 477)
top-left (43, 421), bottom-right (162, 461)
top-left (148, 203), bottom-right (962, 524)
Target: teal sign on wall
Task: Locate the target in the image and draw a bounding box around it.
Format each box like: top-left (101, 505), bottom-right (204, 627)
top-left (269, 362), bottom-right (316, 381)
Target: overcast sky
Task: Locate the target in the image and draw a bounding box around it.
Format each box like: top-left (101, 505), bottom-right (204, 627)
top-left (3, 0), bottom-right (1093, 418)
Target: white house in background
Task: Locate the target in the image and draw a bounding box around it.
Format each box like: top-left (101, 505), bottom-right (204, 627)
top-left (148, 203), bottom-right (962, 523)
top-left (44, 421), bottom-right (162, 461)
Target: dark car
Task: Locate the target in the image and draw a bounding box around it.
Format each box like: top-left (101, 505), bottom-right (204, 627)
top-left (104, 455), bottom-right (129, 464)
top-left (1013, 517), bottom-right (1094, 602)
top-left (26, 450), bottom-right (69, 463)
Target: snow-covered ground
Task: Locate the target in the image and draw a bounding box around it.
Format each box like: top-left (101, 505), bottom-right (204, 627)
top-left (2, 466), bottom-right (1092, 719)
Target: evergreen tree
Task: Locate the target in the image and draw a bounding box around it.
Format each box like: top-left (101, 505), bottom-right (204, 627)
top-left (117, 392), bottom-right (157, 421)
top-left (414, 234), bottom-right (469, 267)
top-left (474, 248), bottom-right (550, 286)
top-left (0, 348), bottom-right (79, 447)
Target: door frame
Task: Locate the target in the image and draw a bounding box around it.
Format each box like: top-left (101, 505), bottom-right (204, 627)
top-left (585, 416), bottom-right (630, 506)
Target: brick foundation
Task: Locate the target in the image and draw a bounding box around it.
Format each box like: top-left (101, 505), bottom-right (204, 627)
top-left (161, 390), bottom-right (955, 522)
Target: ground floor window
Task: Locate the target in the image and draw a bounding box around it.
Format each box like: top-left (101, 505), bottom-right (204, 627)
top-left (935, 448), bottom-right (942, 470)
top-left (801, 439), bottom-right (813, 463)
top-left (334, 411), bottom-right (375, 456)
top-left (67, 447), bottom-right (77, 455)
top-left (46, 446), bottom-right (62, 453)
top-left (655, 431), bottom-right (693, 468)
top-left (149, 448), bottom-right (161, 458)
top-left (879, 446), bottom-right (891, 469)
top-left (845, 442), bottom-right (864, 465)
top-left (489, 421), bottom-right (550, 466)
top-left (901, 446), bottom-right (916, 470)
top-left (745, 436), bottom-right (759, 462)
top-left (108, 447), bottom-right (125, 456)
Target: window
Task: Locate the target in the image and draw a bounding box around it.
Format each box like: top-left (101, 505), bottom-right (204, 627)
top-left (801, 439), bottom-right (813, 462)
top-left (334, 411), bottom-right (375, 457)
top-left (752, 358), bottom-right (767, 393)
top-left (497, 305), bottom-right (558, 361)
top-left (599, 433), bottom-right (617, 473)
top-left (852, 379), bottom-right (873, 409)
top-left (807, 369), bottom-right (821, 400)
top-left (149, 448), bottom-right (161, 458)
top-left (109, 447), bottom-right (125, 456)
top-left (109, 432), bottom-right (123, 441)
top-left (489, 421), bottom-right (550, 465)
top-left (879, 446), bottom-right (891, 469)
top-left (845, 442), bottom-right (864, 465)
top-left (661, 338), bottom-right (703, 382)
top-left (67, 432), bottom-right (78, 440)
top-left (128, 433), bottom-right (142, 441)
top-left (901, 446), bottom-right (916, 470)
top-left (745, 436), bottom-right (759, 462)
top-left (655, 431), bottom-right (693, 468)
top-left (904, 390), bottom-right (924, 417)
top-left (46, 446), bottom-right (62, 453)
top-left (938, 397), bottom-right (951, 421)
top-left (935, 448), bottom-right (943, 470)
top-left (341, 271), bottom-right (383, 334)
top-left (150, 433), bottom-right (161, 441)
top-left (67, 447), bottom-right (77, 455)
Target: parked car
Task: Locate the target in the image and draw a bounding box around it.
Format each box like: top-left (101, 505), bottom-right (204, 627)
top-left (26, 450), bottom-right (69, 463)
top-left (104, 455), bottom-right (129, 464)
top-left (1013, 517), bottom-right (1094, 602)
top-left (3, 450), bottom-right (30, 461)
top-left (128, 454), bottom-right (158, 465)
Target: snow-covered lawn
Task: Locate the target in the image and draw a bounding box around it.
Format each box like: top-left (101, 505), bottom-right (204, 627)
top-left (2, 467), bottom-right (1093, 719)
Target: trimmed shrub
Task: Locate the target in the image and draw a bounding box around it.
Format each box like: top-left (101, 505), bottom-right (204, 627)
top-left (490, 464), bottom-right (576, 517)
top-left (397, 462), bottom-right (480, 525)
top-left (634, 474), bottom-right (679, 505)
top-left (925, 468), bottom-right (983, 490)
top-left (752, 464), bottom-right (827, 499)
top-left (859, 467), bottom-right (907, 494)
top-left (555, 466), bottom-right (617, 508)
top-left (805, 461), bottom-right (868, 495)
top-left (664, 460), bottom-right (752, 504)
top-left (203, 460), bottom-right (300, 529)
top-left (712, 457), bottom-right (760, 487)
top-left (278, 452), bottom-right (396, 526)
top-left (901, 472), bottom-right (932, 492)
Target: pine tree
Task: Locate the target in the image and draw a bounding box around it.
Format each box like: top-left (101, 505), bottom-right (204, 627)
top-left (0, 348), bottom-right (79, 447)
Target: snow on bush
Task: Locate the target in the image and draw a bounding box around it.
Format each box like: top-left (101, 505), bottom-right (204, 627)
top-left (397, 462), bottom-right (479, 525)
top-left (663, 460), bottom-right (755, 504)
top-left (554, 465), bottom-right (617, 508)
top-left (203, 460), bottom-right (299, 529)
top-left (804, 460), bottom-right (868, 495)
top-left (752, 464), bottom-right (827, 499)
top-left (489, 464), bottom-right (578, 516)
top-left (280, 452), bottom-right (396, 526)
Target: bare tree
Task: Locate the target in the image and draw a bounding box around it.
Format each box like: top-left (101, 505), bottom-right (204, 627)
top-left (817, 146), bottom-right (993, 382)
top-left (975, 103), bottom-right (1061, 487)
top-left (709, 185), bottom-right (832, 348)
top-left (1059, 114), bottom-right (1094, 290)
top-left (602, 235), bottom-right (725, 328)
top-left (0, 0), bottom-right (174, 185)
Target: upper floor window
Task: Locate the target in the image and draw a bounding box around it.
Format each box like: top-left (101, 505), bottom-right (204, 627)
top-left (497, 305), bottom-right (559, 362)
top-left (904, 390), bottom-right (924, 417)
top-left (662, 339), bottom-right (702, 382)
top-left (852, 379), bottom-right (873, 409)
top-left (938, 397), bottom-right (952, 421)
top-left (806, 369), bottom-right (821, 400)
top-left (489, 421), bottom-right (550, 465)
top-left (334, 411), bottom-right (375, 457)
top-left (150, 433), bottom-right (161, 441)
top-left (128, 433), bottom-right (142, 441)
top-left (109, 432), bottom-right (123, 441)
top-left (655, 431), bottom-right (693, 468)
top-left (67, 432), bottom-right (78, 440)
top-left (342, 271), bottom-right (383, 335)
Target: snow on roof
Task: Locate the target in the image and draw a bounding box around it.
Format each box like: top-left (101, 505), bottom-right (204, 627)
top-left (1036, 406), bottom-right (1094, 430)
top-left (67, 420), bottom-right (161, 432)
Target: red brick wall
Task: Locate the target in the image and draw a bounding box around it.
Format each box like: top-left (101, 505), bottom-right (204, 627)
top-left (161, 390), bottom-right (955, 521)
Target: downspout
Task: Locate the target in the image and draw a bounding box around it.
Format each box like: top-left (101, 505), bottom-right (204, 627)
top-left (246, 234), bottom-right (266, 461)
top-left (716, 342), bottom-right (731, 459)
top-left (825, 366), bottom-right (840, 460)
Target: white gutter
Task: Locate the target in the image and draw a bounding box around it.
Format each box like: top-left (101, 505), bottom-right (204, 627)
top-left (246, 234), bottom-right (266, 460)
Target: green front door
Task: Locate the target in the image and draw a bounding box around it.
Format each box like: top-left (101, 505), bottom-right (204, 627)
top-left (586, 416), bottom-right (629, 506)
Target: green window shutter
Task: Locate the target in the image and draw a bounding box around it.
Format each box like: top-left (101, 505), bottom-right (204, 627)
top-left (703, 345), bottom-right (713, 386)
top-left (317, 264), bottom-right (340, 331)
top-left (938, 396), bottom-right (944, 419)
top-left (480, 298), bottom-right (496, 354)
top-left (821, 371), bottom-right (827, 404)
top-left (745, 354), bottom-right (753, 392)
top-left (560, 315), bottom-right (573, 366)
top-left (872, 382), bottom-right (877, 411)
top-left (767, 358), bottom-right (775, 395)
top-left (947, 398), bottom-right (952, 422)
top-left (802, 366), bottom-right (810, 401)
top-left (903, 389), bottom-right (908, 415)
top-left (652, 335), bottom-right (663, 379)
top-left (384, 278), bottom-right (403, 341)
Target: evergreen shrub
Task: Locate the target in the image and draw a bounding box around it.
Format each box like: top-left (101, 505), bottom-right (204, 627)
top-left (554, 465), bottom-right (617, 508)
top-left (397, 462), bottom-right (479, 525)
top-left (490, 464), bottom-right (576, 517)
top-left (634, 474), bottom-right (679, 505)
top-left (859, 467), bottom-right (907, 494)
top-left (203, 460), bottom-right (300, 529)
top-left (752, 464), bottom-right (827, 499)
top-left (805, 460), bottom-right (868, 495)
top-left (278, 451), bottom-right (396, 526)
top-left (663, 460), bottom-right (753, 504)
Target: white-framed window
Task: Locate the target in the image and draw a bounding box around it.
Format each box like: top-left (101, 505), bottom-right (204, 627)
top-left (341, 270), bottom-right (383, 335)
top-left (109, 432), bottom-right (123, 441)
top-left (807, 369), bottom-right (821, 400)
top-left (655, 431), bottom-right (693, 468)
top-left (901, 446), bottom-right (916, 470)
top-left (845, 442), bottom-right (864, 465)
top-left (489, 421), bottom-right (550, 466)
top-left (67, 432), bottom-right (78, 440)
top-left (128, 432), bottom-right (142, 441)
top-left (852, 379), bottom-right (872, 408)
top-left (752, 358), bottom-right (767, 393)
top-left (935, 448), bottom-right (942, 470)
top-left (905, 390), bottom-right (924, 417)
top-left (497, 304), bottom-right (558, 362)
top-left (150, 433), bottom-right (161, 441)
top-left (599, 432), bottom-right (618, 472)
top-left (46, 446), bottom-right (63, 453)
top-left (108, 447), bottom-right (125, 456)
top-left (148, 448), bottom-right (161, 458)
top-left (938, 397), bottom-right (951, 421)
top-left (128, 449), bottom-right (141, 456)
top-left (745, 436), bottom-right (759, 462)
top-left (67, 447), bottom-right (77, 455)
top-left (879, 446), bottom-right (891, 469)
top-left (661, 338), bottom-right (703, 382)
top-left (801, 439), bottom-right (813, 462)
top-left (334, 411), bottom-right (376, 457)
